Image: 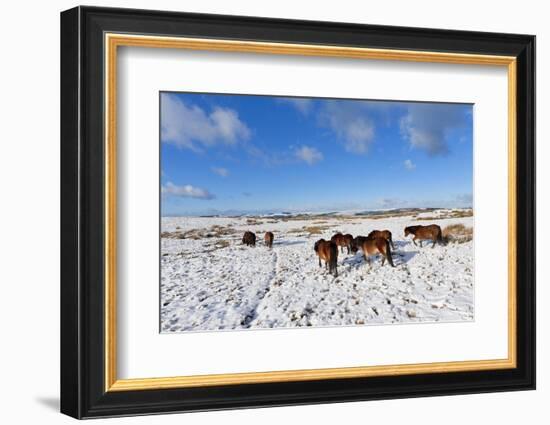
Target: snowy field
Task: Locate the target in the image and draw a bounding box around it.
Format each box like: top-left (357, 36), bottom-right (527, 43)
top-left (160, 209), bottom-right (474, 332)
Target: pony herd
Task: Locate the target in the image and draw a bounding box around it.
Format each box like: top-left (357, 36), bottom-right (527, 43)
top-left (314, 231), bottom-right (395, 277)
top-left (242, 224), bottom-right (444, 277)
top-left (241, 230), bottom-right (273, 247)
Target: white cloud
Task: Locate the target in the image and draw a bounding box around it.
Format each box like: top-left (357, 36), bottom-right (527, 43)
top-left (161, 94), bottom-right (251, 151)
top-left (161, 182), bottom-right (215, 200)
top-left (400, 103), bottom-right (467, 156)
top-left (295, 145), bottom-right (323, 165)
top-left (211, 167), bottom-right (229, 177)
top-left (320, 101), bottom-right (375, 154)
top-left (279, 98), bottom-right (313, 115)
top-left (404, 159), bottom-right (416, 170)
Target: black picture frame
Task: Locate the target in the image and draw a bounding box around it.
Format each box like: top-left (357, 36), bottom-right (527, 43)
top-left (61, 5), bottom-right (535, 419)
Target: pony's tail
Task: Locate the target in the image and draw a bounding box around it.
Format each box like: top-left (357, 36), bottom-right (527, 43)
top-left (437, 228), bottom-right (445, 245)
top-left (385, 239), bottom-right (395, 267)
top-left (330, 243), bottom-right (338, 277)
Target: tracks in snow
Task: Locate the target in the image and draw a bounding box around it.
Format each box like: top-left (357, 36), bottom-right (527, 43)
top-left (240, 248), bottom-right (279, 328)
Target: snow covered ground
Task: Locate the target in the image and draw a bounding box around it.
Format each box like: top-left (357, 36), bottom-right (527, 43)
top-left (160, 210), bottom-right (474, 332)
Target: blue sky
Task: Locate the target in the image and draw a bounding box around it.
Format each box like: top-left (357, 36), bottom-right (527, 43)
top-left (160, 92), bottom-right (473, 216)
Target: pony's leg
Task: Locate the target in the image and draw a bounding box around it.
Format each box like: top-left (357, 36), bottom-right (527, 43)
top-left (432, 238), bottom-right (436, 248)
top-left (319, 257), bottom-right (322, 268)
top-left (419, 239), bottom-right (423, 248)
top-left (412, 238), bottom-right (417, 246)
top-left (381, 250), bottom-right (388, 266)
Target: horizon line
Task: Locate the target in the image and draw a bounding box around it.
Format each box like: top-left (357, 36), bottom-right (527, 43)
top-left (161, 205), bottom-right (473, 218)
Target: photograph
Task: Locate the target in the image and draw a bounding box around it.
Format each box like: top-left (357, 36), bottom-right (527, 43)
top-left (160, 92), bottom-right (474, 332)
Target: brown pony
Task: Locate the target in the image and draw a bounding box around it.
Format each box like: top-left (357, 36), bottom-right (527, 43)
top-left (264, 231), bottom-right (274, 248)
top-left (242, 231), bottom-right (256, 247)
top-left (351, 236), bottom-right (394, 267)
top-left (350, 235), bottom-right (368, 253)
top-left (314, 239), bottom-right (338, 277)
top-left (404, 224), bottom-right (444, 248)
top-left (368, 229), bottom-right (395, 249)
top-left (331, 233), bottom-right (354, 254)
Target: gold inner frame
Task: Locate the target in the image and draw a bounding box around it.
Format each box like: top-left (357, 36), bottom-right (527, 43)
top-left (104, 33), bottom-right (517, 392)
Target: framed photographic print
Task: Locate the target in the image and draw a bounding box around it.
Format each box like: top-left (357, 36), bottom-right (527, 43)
top-left (60, 6), bottom-right (535, 419)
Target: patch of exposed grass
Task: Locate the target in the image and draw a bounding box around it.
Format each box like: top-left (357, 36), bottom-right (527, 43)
top-left (303, 226), bottom-right (323, 235)
top-left (161, 231), bottom-right (186, 239)
top-left (161, 226), bottom-right (233, 240)
top-left (202, 239), bottom-right (232, 253)
top-left (287, 228), bottom-right (306, 235)
top-left (185, 229), bottom-right (207, 240)
top-left (214, 240), bottom-right (231, 249)
top-left (208, 225), bottom-right (236, 238)
top-left (302, 225), bottom-right (332, 235)
top-left (246, 218), bottom-right (265, 225)
top-left (282, 215), bottom-right (305, 222)
top-left (448, 209), bottom-right (473, 218)
top-left (336, 215), bottom-right (362, 221)
top-left (443, 223), bottom-right (473, 243)
top-left (287, 224), bottom-right (333, 236)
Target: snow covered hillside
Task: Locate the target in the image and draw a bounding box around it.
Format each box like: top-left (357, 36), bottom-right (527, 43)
top-left (160, 209), bottom-right (474, 332)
